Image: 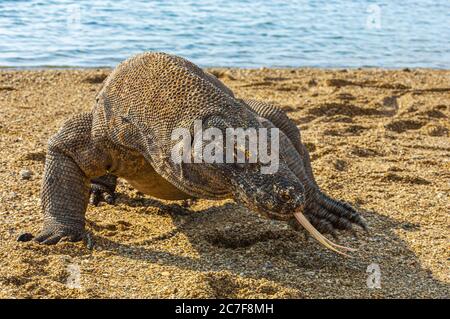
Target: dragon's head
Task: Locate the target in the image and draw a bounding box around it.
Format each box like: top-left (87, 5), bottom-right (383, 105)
top-left (209, 115), bottom-right (355, 256)
top-left (196, 112), bottom-right (356, 256)
top-left (199, 113), bottom-right (306, 221)
top-left (225, 161), bottom-right (305, 221)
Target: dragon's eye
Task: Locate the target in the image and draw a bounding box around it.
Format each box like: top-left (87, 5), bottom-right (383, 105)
top-left (280, 192), bottom-right (291, 201)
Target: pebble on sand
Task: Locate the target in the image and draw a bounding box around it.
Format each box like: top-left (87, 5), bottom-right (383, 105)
top-left (19, 168), bottom-right (33, 180)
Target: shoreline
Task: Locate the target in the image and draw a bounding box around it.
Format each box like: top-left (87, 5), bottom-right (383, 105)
top-left (1, 65), bottom-right (449, 71)
top-left (0, 68), bottom-right (449, 298)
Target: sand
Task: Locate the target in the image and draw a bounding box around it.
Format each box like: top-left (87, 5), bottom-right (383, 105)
top-left (0, 67), bottom-right (449, 299)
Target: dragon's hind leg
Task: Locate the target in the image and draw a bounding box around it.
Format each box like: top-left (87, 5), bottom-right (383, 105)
top-left (90, 174), bottom-right (118, 206)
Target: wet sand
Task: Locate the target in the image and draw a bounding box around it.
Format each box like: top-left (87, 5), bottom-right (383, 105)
top-left (0, 67), bottom-right (449, 298)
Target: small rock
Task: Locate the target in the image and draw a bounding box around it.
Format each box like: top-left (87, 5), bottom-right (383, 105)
top-left (263, 261), bottom-right (273, 269)
top-left (334, 159), bottom-right (347, 171)
top-left (17, 233), bottom-right (33, 242)
top-left (59, 255), bottom-right (71, 263)
top-left (20, 169), bottom-right (32, 180)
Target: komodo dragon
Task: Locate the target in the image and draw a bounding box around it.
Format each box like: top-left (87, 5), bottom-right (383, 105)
top-left (19, 52), bottom-right (366, 255)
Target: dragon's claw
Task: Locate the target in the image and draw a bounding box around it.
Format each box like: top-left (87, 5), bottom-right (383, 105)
top-left (34, 225), bottom-right (84, 245)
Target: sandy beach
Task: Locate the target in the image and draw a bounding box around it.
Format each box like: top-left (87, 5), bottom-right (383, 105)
top-left (0, 67), bottom-right (448, 298)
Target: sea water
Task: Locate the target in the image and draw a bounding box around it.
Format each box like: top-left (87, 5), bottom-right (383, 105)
top-left (0, 0), bottom-right (448, 68)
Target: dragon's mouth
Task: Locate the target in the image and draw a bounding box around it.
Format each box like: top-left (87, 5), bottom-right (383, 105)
top-left (263, 210), bottom-right (292, 221)
top-left (292, 210), bottom-right (356, 257)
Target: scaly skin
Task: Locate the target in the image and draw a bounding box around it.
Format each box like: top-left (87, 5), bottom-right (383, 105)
top-left (18, 52), bottom-right (366, 248)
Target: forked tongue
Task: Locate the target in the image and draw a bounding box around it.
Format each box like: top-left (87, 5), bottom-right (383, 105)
top-left (293, 211), bottom-right (356, 257)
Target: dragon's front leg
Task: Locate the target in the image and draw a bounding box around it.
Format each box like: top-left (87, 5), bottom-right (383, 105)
top-left (33, 148), bottom-right (89, 244)
top-left (18, 113), bottom-right (108, 245)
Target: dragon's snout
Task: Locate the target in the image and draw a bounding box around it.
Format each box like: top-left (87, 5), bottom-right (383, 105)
top-left (249, 181), bottom-right (306, 221)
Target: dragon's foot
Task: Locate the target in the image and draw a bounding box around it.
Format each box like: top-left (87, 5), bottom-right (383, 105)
top-left (89, 182), bottom-right (116, 206)
top-left (290, 191), bottom-right (367, 241)
top-left (18, 223), bottom-right (85, 245)
top-left (89, 174), bottom-right (117, 206)
top-left (303, 192), bottom-right (367, 239)
top-left (286, 192), bottom-right (367, 256)
top-left (35, 224), bottom-right (85, 245)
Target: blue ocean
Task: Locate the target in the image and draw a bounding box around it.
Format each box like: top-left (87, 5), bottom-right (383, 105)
top-left (0, 0), bottom-right (449, 68)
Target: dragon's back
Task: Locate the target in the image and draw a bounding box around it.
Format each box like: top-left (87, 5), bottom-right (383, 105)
top-left (97, 52), bottom-right (233, 131)
top-left (92, 52), bottom-right (254, 198)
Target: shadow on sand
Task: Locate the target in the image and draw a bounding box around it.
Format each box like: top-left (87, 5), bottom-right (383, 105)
top-left (76, 192), bottom-right (449, 298)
